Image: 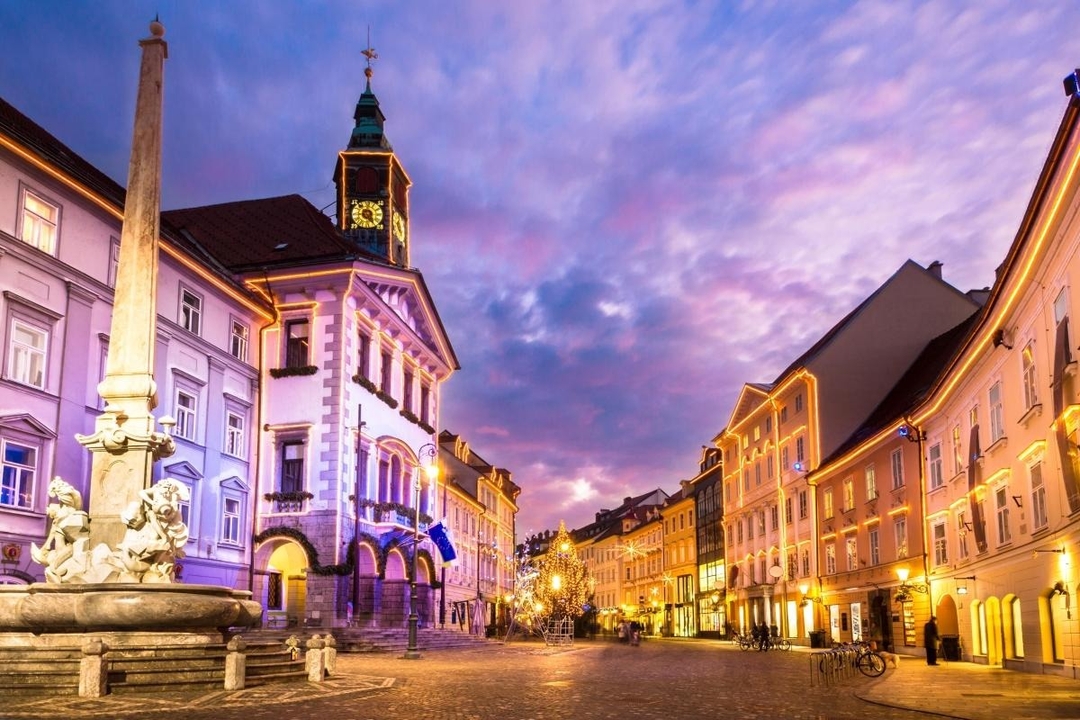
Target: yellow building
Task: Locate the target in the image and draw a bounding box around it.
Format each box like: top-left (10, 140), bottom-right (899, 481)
top-left (662, 482), bottom-right (698, 637)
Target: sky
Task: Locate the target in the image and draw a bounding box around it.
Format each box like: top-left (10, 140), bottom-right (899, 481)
top-left (2, 1), bottom-right (1079, 538)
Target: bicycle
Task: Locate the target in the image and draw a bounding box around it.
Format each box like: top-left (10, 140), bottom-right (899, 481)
top-left (850, 641), bottom-right (886, 677)
top-left (773, 637), bottom-right (792, 652)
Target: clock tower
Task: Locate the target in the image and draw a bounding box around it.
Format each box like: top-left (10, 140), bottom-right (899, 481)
top-left (335, 45), bottom-right (411, 267)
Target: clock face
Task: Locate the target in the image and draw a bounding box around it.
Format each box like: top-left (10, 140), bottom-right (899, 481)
top-left (392, 211), bottom-right (407, 241)
top-left (351, 200), bottom-right (383, 229)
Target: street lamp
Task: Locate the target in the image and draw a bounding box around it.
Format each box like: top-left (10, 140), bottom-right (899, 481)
top-left (405, 442), bottom-right (439, 660)
top-left (894, 566), bottom-right (928, 604)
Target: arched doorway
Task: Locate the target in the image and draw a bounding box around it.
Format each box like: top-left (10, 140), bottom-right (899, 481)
top-left (383, 546), bottom-right (408, 625)
top-left (254, 538), bottom-right (309, 628)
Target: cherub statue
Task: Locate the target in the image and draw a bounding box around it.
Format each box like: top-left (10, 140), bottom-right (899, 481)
top-left (30, 477), bottom-right (90, 583)
top-left (112, 478), bottom-right (190, 582)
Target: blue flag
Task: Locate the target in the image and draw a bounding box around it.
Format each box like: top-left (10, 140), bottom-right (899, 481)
top-left (428, 522), bottom-right (457, 565)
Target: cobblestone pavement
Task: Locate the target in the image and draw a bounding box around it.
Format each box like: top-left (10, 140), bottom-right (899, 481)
top-left (3, 638), bottom-right (1078, 720)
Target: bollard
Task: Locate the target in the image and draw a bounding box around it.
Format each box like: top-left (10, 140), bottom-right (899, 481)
top-left (305, 635), bottom-right (326, 682)
top-left (321, 633), bottom-right (337, 676)
top-left (224, 635), bottom-right (248, 691)
top-left (79, 638), bottom-right (108, 698)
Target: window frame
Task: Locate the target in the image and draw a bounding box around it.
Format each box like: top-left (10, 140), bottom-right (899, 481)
top-left (865, 464), bottom-right (877, 501)
top-left (989, 381), bottom-right (1005, 443)
top-left (179, 286), bottom-right (203, 336)
top-left (0, 438), bottom-right (37, 510)
top-left (890, 448), bottom-right (904, 489)
top-left (928, 442), bottom-right (944, 490)
top-left (932, 520), bottom-right (948, 566)
top-left (224, 409), bottom-right (246, 459)
top-left (284, 318), bottom-right (311, 369)
top-left (174, 387), bottom-right (198, 442)
top-left (229, 318), bottom-right (249, 362)
top-left (1022, 343), bottom-right (1038, 410)
top-left (7, 318), bottom-right (48, 390)
top-left (17, 186), bottom-right (60, 255)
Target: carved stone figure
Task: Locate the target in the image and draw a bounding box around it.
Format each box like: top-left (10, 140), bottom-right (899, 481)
top-left (112, 478), bottom-right (191, 583)
top-left (30, 476), bottom-right (191, 584)
top-left (30, 478), bottom-right (90, 583)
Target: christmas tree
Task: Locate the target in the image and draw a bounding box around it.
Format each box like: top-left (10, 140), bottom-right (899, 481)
top-left (533, 521), bottom-right (589, 621)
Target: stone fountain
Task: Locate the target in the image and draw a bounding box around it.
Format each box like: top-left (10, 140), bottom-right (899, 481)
top-left (0, 19), bottom-right (262, 697)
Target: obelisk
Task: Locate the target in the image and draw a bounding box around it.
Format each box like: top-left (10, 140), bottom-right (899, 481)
top-left (79, 19), bottom-right (174, 551)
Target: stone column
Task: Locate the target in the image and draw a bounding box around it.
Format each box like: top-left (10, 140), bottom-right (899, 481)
top-left (80, 20), bottom-right (172, 550)
top-left (223, 636), bottom-right (247, 690)
top-left (305, 635), bottom-right (325, 682)
top-left (321, 633), bottom-right (337, 676)
top-left (78, 639), bottom-right (108, 698)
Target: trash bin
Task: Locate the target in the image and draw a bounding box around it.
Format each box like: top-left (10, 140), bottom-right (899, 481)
top-left (941, 635), bottom-right (961, 661)
top-left (809, 630), bottom-right (828, 649)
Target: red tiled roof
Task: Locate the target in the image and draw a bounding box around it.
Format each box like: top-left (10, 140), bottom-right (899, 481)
top-left (162, 194), bottom-right (378, 271)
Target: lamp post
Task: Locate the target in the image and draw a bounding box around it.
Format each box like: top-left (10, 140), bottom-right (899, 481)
top-left (405, 443), bottom-right (439, 660)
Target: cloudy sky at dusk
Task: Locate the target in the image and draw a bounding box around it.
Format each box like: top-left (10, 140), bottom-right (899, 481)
top-left (2, 1), bottom-right (1078, 536)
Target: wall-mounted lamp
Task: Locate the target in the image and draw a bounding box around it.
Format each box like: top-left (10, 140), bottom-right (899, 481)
top-left (898, 424), bottom-right (925, 443)
top-left (956, 576), bottom-right (976, 596)
top-left (992, 328), bottom-right (1014, 350)
top-left (798, 582), bottom-right (824, 607)
top-left (1033, 546), bottom-right (1066, 559)
top-left (894, 566), bottom-right (928, 604)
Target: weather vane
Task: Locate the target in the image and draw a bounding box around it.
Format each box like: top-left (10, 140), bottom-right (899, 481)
top-left (362, 25), bottom-right (378, 80)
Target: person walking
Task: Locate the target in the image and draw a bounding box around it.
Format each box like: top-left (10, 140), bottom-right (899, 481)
top-left (924, 616), bottom-right (940, 665)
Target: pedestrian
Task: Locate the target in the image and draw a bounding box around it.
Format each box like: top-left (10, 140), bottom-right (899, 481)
top-left (630, 620), bottom-right (642, 646)
top-left (617, 620), bottom-right (627, 644)
top-left (924, 616), bottom-right (940, 665)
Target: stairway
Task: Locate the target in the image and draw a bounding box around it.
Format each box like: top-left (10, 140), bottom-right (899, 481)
top-left (248, 625), bottom-right (492, 653)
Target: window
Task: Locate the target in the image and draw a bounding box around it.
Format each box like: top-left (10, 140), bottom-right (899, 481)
top-left (798, 490), bottom-right (807, 519)
top-left (1030, 461), bottom-right (1048, 531)
top-left (285, 319), bottom-right (310, 368)
top-left (932, 521), bottom-right (948, 566)
top-left (781, 446), bottom-right (790, 471)
top-left (869, 527), bottom-right (880, 566)
top-left (952, 424), bottom-right (963, 475)
top-left (957, 511), bottom-right (969, 560)
top-left (1022, 343), bottom-right (1038, 410)
top-left (747, 514), bottom-right (754, 540)
top-left (742, 469), bottom-right (749, 493)
top-left (403, 368), bottom-right (414, 412)
top-left (754, 426), bottom-right (761, 441)
top-left (767, 454), bottom-right (774, 479)
top-left (19, 189), bottom-right (58, 254)
top-left (222, 497), bottom-right (241, 544)
top-left (1054, 287), bottom-right (1069, 324)
top-left (795, 393), bottom-right (803, 413)
top-left (865, 464), bottom-right (877, 501)
top-left (846, 537), bottom-right (857, 571)
top-left (929, 443), bottom-right (944, 490)
top-left (989, 382), bottom-right (1004, 443)
top-left (754, 461), bottom-right (761, 486)
top-left (785, 497), bottom-right (793, 524)
top-left (175, 389), bottom-right (197, 441)
top-left (770, 505), bottom-right (778, 530)
top-left (0, 440), bottom-right (35, 509)
top-left (224, 411), bottom-right (245, 458)
top-left (180, 288), bottom-right (202, 335)
top-left (823, 488), bottom-right (834, 519)
top-left (801, 548), bottom-right (810, 577)
top-left (230, 320), bottom-right (249, 362)
top-left (357, 330), bottom-right (371, 379)
top-left (842, 477), bottom-right (854, 512)
top-left (108, 237), bottom-right (120, 288)
top-left (890, 448), bottom-right (904, 489)
top-left (825, 544), bottom-right (836, 574)
top-left (995, 487), bottom-right (1012, 545)
top-left (894, 515), bottom-right (908, 558)
top-left (8, 319), bottom-right (47, 389)
top-left (795, 436), bottom-right (805, 464)
top-left (736, 520), bottom-right (743, 544)
top-left (380, 350), bottom-right (393, 394)
top-left (780, 406), bottom-right (788, 423)
top-left (420, 383), bottom-right (431, 424)
top-left (280, 441), bottom-right (304, 493)
top-left (765, 417), bottom-right (772, 434)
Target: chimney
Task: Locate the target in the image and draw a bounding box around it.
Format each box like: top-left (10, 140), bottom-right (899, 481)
top-left (927, 260), bottom-right (943, 279)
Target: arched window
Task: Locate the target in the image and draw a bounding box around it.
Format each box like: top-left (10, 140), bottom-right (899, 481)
top-left (1004, 595), bottom-right (1024, 659)
top-left (390, 455), bottom-right (403, 504)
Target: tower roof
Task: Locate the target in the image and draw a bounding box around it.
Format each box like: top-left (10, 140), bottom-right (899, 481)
top-left (349, 43), bottom-right (390, 150)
